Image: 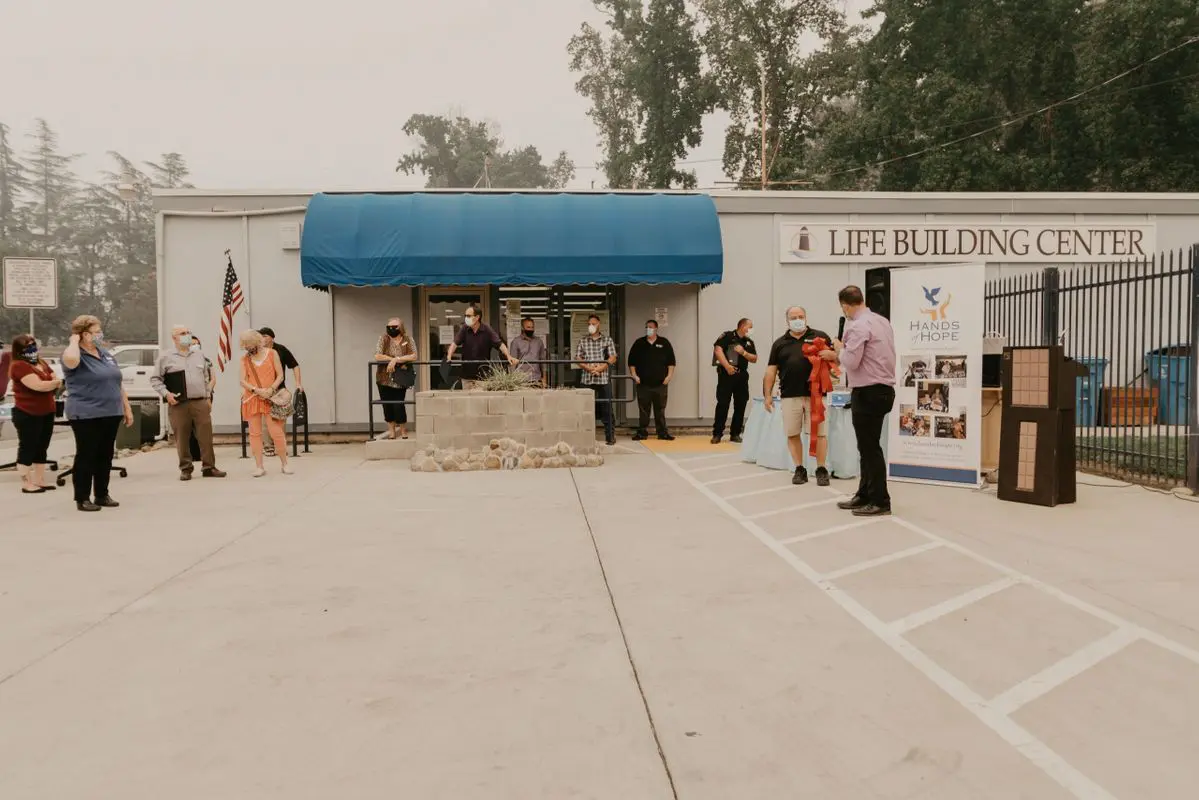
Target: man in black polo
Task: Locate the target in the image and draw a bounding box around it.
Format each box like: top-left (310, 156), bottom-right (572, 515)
top-left (764, 306), bottom-right (832, 486)
top-left (627, 319), bottom-right (676, 441)
top-left (444, 305), bottom-right (518, 389)
top-left (711, 318), bottom-right (757, 444)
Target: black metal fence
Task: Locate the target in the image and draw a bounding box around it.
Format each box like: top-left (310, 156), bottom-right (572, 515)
top-left (365, 358), bottom-right (634, 441)
top-left (985, 246), bottom-right (1198, 490)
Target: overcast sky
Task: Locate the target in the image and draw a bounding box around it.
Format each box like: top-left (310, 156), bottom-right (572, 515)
top-left (3, 0), bottom-right (868, 192)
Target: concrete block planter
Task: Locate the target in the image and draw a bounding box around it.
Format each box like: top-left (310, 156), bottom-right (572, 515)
top-left (414, 389), bottom-right (597, 454)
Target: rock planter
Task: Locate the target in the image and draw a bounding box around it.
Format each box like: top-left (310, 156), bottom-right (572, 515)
top-left (410, 438), bottom-right (604, 472)
top-left (414, 389), bottom-right (598, 454)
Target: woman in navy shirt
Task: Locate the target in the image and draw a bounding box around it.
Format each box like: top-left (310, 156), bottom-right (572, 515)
top-left (62, 315), bottom-right (133, 512)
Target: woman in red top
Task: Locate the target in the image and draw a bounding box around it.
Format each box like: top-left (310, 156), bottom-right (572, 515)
top-left (8, 334), bottom-right (63, 494)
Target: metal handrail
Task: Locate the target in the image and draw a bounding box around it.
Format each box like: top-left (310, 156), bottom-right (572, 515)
top-left (365, 358), bottom-right (633, 440)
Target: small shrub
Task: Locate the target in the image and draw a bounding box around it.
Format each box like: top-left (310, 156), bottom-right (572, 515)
top-left (477, 365), bottom-right (539, 392)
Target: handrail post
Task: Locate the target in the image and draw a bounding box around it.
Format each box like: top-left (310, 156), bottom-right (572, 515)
top-left (1188, 245), bottom-right (1199, 493)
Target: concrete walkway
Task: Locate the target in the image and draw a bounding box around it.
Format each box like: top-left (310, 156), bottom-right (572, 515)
top-left (1, 439), bottom-right (1197, 799)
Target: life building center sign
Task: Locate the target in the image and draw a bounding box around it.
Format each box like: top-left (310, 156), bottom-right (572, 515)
top-left (779, 222), bottom-right (1157, 264)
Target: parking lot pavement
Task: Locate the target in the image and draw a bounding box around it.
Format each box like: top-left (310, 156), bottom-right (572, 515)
top-left (647, 437), bottom-right (1199, 800)
top-left (2, 439), bottom-right (1198, 799)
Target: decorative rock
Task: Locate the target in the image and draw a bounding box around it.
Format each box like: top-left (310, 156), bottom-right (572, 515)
top-left (441, 458), bottom-right (461, 472)
top-left (489, 439), bottom-right (501, 450)
top-left (420, 458), bottom-right (439, 472)
top-left (544, 456), bottom-right (563, 469)
top-left (518, 454), bottom-right (535, 469)
top-left (562, 454), bottom-right (578, 467)
top-left (555, 441), bottom-right (571, 456)
top-left (484, 453), bottom-right (502, 470)
top-left (501, 454), bottom-right (520, 470)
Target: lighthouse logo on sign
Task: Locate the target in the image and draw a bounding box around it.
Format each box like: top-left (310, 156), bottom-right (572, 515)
top-left (789, 226), bottom-right (815, 259)
top-left (910, 284), bottom-right (961, 345)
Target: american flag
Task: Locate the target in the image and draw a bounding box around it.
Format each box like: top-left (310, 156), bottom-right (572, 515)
top-left (216, 250), bottom-right (244, 372)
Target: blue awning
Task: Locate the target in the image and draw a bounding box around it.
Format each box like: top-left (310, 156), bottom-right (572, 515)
top-left (299, 191), bottom-right (723, 288)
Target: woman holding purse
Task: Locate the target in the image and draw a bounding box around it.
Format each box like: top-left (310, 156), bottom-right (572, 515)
top-left (372, 317), bottom-right (418, 440)
top-left (238, 329), bottom-right (291, 477)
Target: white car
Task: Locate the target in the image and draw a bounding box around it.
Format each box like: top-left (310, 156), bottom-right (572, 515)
top-left (110, 344), bottom-right (162, 395)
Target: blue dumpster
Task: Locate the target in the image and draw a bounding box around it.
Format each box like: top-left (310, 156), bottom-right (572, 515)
top-left (1145, 346), bottom-right (1192, 425)
top-left (1074, 357), bottom-right (1107, 427)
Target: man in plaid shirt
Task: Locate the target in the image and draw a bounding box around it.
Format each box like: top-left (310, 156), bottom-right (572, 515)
top-left (575, 314), bottom-right (618, 445)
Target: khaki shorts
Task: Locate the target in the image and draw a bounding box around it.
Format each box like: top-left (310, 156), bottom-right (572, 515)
top-left (781, 396), bottom-right (827, 439)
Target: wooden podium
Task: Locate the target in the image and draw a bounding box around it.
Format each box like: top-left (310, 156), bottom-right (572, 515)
top-left (997, 346), bottom-right (1088, 507)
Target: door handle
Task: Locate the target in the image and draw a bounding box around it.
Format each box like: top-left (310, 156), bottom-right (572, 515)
top-left (136, 370), bottom-right (147, 375)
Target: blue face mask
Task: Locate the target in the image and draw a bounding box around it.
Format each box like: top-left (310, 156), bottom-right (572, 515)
top-left (788, 318), bottom-right (807, 333)
top-left (179, 334), bottom-right (193, 347)
top-left (91, 332), bottom-right (105, 345)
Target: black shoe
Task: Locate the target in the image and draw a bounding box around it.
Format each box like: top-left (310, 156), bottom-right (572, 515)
top-left (815, 467), bottom-right (830, 487)
top-left (792, 466), bottom-right (809, 485)
top-left (631, 432), bottom-right (647, 442)
top-left (39, 484), bottom-right (56, 491)
top-left (22, 486), bottom-right (46, 494)
top-left (180, 472), bottom-right (193, 482)
top-left (837, 495), bottom-right (868, 510)
top-left (710, 436), bottom-right (722, 444)
top-left (77, 501), bottom-right (101, 512)
top-left (730, 436), bottom-right (743, 444)
top-left (96, 496), bottom-right (120, 508)
top-left (202, 468), bottom-right (227, 478)
top-left (657, 433), bottom-right (675, 441)
top-left (852, 504), bottom-right (892, 517)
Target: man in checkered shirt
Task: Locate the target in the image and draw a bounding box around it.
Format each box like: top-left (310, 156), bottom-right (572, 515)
top-left (574, 314), bottom-right (618, 445)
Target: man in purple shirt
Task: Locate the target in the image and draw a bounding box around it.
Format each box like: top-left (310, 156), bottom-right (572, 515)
top-left (820, 285), bottom-right (897, 516)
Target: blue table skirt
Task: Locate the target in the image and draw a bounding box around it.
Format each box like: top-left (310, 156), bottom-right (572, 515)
top-left (740, 397), bottom-right (889, 479)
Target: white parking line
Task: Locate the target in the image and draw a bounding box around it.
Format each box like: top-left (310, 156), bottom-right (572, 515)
top-left (779, 518), bottom-right (885, 545)
top-left (674, 452), bottom-right (744, 465)
top-left (725, 483), bottom-right (793, 501)
top-left (658, 452), bottom-right (1119, 800)
top-left (685, 460), bottom-right (746, 474)
top-left (822, 542), bottom-right (942, 581)
top-left (988, 627), bottom-right (1141, 717)
top-left (704, 472), bottom-right (779, 487)
top-left (746, 497), bottom-right (842, 520)
top-left (891, 577), bottom-right (1021, 635)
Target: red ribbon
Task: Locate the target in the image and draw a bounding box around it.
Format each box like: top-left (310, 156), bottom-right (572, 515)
top-left (802, 337), bottom-right (837, 457)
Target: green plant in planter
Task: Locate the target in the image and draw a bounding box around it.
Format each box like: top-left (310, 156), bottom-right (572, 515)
top-left (476, 365), bottom-right (539, 392)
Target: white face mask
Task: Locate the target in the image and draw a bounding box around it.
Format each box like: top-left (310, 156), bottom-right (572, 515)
top-left (646, 328), bottom-right (656, 338)
top-left (463, 315), bottom-right (475, 326)
top-left (189, 343), bottom-right (201, 353)
top-left (789, 318), bottom-right (807, 333)
top-left (588, 324), bottom-right (598, 335)
top-left (745, 328), bottom-right (753, 338)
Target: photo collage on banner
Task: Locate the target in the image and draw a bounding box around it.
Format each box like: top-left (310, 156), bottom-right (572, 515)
top-left (888, 263), bottom-right (985, 488)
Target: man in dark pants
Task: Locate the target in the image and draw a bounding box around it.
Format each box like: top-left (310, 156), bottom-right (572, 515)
top-left (627, 319), bottom-right (676, 441)
top-left (819, 286), bottom-right (897, 516)
top-left (711, 318), bottom-right (757, 444)
top-left (574, 314), bottom-right (618, 446)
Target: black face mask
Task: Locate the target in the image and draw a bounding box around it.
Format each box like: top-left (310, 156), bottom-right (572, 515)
top-left (386, 326), bottom-right (401, 337)
top-left (522, 329), bottom-right (534, 337)
top-left (20, 346), bottom-right (38, 363)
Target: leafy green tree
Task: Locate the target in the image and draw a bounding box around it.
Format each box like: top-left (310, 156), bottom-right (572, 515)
top-left (811, 0), bottom-right (1104, 191)
top-left (568, 18), bottom-right (641, 188)
top-left (0, 123), bottom-right (29, 248)
top-left (569, 0), bottom-right (709, 189)
top-left (146, 152), bottom-right (194, 190)
top-left (1075, 0), bottom-right (1199, 191)
top-left (23, 118), bottom-right (80, 253)
top-left (697, 0), bottom-right (843, 187)
top-left (396, 113), bottom-right (575, 189)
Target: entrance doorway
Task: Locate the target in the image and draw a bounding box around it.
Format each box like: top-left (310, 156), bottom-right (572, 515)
top-left (421, 287), bottom-right (490, 390)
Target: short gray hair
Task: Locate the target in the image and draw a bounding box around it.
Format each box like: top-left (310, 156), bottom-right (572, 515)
top-left (785, 306), bottom-right (807, 319)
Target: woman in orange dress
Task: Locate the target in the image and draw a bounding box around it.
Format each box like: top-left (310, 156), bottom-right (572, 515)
top-left (238, 329), bottom-right (291, 476)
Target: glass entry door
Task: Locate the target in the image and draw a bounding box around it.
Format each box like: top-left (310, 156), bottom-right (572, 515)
top-left (422, 287), bottom-right (489, 390)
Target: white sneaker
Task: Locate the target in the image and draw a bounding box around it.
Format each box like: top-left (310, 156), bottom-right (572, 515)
top-left (374, 431), bottom-right (394, 441)
top-left (252, 467), bottom-right (266, 478)
top-left (281, 465), bottom-right (294, 475)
